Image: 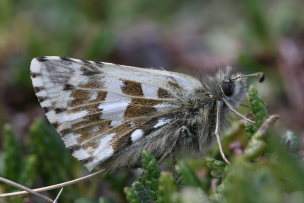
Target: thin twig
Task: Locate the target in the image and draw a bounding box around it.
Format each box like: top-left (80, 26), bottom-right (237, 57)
top-left (255, 114), bottom-right (280, 137)
top-left (53, 187), bottom-right (63, 203)
top-left (0, 169), bottom-right (104, 198)
top-left (0, 177), bottom-right (53, 202)
top-left (215, 101), bottom-right (230, 164)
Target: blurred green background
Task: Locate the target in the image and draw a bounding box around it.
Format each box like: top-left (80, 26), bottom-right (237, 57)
top-left (0, 0), bottom-right (304, 202)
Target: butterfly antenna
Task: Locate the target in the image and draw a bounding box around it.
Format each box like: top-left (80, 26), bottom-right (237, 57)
top-left (222, 98), bottom-right (255, 124)
top-left (215, 101), bottom-right (230, 164)
top-left (233, 72), bottom-right (265, 83)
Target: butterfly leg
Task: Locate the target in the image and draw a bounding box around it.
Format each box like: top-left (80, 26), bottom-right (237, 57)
top-left (157, 126), bottom-right (191, 164)
top-left (215, 101), bottom-right (230, 164)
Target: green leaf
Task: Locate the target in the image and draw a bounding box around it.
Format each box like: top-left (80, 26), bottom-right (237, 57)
top-left (140, 151), bottom-right (161, 199)
top-left (18, 155), bottom-right (37, 187)
top-left (243, 137), bottom-right (267, 161)
top-left (175, 161), bottom-right (202, 188)
top-left (206, 158), bottom-right (226, 178)
top-left (244, 121), bottom-right (257, 139)
top-left (28, 119), bottom-right (73, 184)
top-left (157, 173), bottom-right (178, 203)
top-left (125, 181), bottom-right (151, 203)
top-left (248, 85), bottom-right (269, 128)
top-left (2, 124), bottom-right (23, 183)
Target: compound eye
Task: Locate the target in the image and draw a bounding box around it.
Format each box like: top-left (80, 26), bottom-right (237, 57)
top-left (222, 81), bottom-right (235, 97)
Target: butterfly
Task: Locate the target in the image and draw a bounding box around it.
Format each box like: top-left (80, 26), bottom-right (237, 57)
top-left (30, 56), bottom-right (264, 171)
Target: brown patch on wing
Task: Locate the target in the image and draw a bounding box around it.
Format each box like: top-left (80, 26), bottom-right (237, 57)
top-left (111, 133), bottom-right (132, 152)
top-left (82, 140), bottom-right (99, 149)
top-left (124, 104), bottom-right (157, 118)
top-left (80, 157), bottom-right (94, 164)
top-left (69, 103), bottom-right (100, 114)
top-left (110, 123), bottom-right (134, 151)
top-left (71, 89), bottom-right (90, 100)
top-left (131, 98), bottom-right (162, 106)
top-left (70, 91), bottom-right (107, 107)
top-left (77, 120), bottom-right (112, 143)
top-left (158, 88), bottom-right (173, 98)
top-left (121, 80), bottom-right (144, 96)
top-left (79, 82), bottom-right (103, 89)
top-left (168, 81), bottom-right (182, 89)
top-left (80, 65), bottom-right (100, 76)
top-left (71, 113), bottom-right (103, 128)
top-left (60, 128), bottom-right (73, 137)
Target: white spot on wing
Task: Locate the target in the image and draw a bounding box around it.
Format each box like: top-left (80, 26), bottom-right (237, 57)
top-left (131, 129), bottom-right (144, 142)
top-left (154, 103), bottom-right (172, 111)
top-left (63, 111), bottom-right (88, 122)
top-left (31, 77), bottom-right (43, 87)
top-left (110, 119), bottom-right (124, 127)
top-left (43, 56), bottom-right (61, 60)
top-left (99, 93), bottom-right (131, 127)
top-left (90, 92), bottom-right (98, 100)
top-left (154, 118), bottom-right (172, 128)
top-left (35, 90), bottom-right (47, 97)
top-left (71, 58), bottom-right (82, 63)
top-left (103, 78), bottom-right (124, 93)
top-left (72, 149), bottom-right (91, 160)
top-left (30, 58), bottom-right (42, 72)
top-left (142, 84), bottom-right (158, 98)
top-left (62, 134), bottom-right (79, 147)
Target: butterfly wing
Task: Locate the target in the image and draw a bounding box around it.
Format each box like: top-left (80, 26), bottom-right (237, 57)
top-left (30, 56), bottom-right (203, 171)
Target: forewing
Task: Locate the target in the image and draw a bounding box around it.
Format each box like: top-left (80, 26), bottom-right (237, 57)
top-left (30, 56), bottom-right (202, 171)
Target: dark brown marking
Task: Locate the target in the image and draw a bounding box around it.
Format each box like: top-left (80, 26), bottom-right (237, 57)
top-left (80, 157), bottom-right (94, 164)
top-left (131, 98), bottom-right (162, 106)
top-left (36, 56), bottom-right (47, 62)
top-left (111, 133), bottom-right (132, 152)
top-left (68, 145), bottom-right (81, 152)
top-left (55, 108), bottom-right (66, 114)
top-left (71, 113), bottom-right (104, 128)
top-left (80, 66), bottom-right (100, 76)
top-left (124, 105), bottom-right (157, 118)
top-left (60, 128), bottom-right (72, 136)
top-left (63, 84), bottom-right (74, 90)
top-left (75, 123), bottom-right (104, 137)
top-left (81, 60), bottom-right (91, 64)
top-left (110, 123), bottom-right (134, 151)
top-left (83, 141), bottom-right (99, 150)
top-left (51, 122), bottom-right (59, 129)
top-left (121, 80), bottom-right (143, 96)
top-left (141, 117), bottom-right (162, 135)
top-left (70, 91), bottom-right (106, 107)
top-left (158, 88), bottom-right (172, 98)
top-left (60, 57), bottom-right (72, 61)
top-left (77, 121), bottom-right (111, 142)
top-left (71, 89), bottom-right (90, 100)
top-left (69, 103), bottom-right (100, 114)
top-left (42, 107), bottom-right (50, 113)
top-left (168, 81), bottom-right (181, 89)
top-left (34, 87), bottom-right (44, 93)
top-left (79, 83), bottom-right (103, 89)
top-left (112, 123), bottom-right (132, 135)
top-left (31, 72), bottom-right (41, 78)
top-left (37, 96), bottom-right (47, 102)
top-left (94, 61), bottom-right (103, 65)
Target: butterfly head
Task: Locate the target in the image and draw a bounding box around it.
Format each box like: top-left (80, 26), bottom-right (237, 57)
top-left (217, 69), bottom-right (264, 99)
top-left (214, 70), bottom-right (265, 124)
